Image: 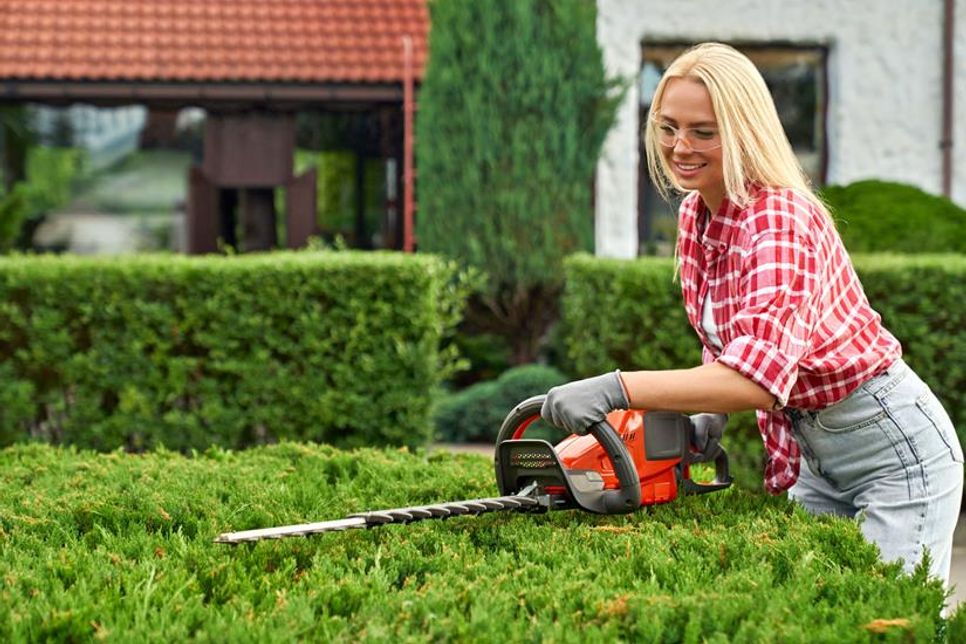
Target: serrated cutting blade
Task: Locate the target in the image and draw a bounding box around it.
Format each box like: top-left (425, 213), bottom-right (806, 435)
top-left (215, 517), bottom-right (369, 543)
top-left (215, 483), bottom-right (545, 544)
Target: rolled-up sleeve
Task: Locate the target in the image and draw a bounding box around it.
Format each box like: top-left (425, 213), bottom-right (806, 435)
top-left (716, 232), bottom-right (819, 407)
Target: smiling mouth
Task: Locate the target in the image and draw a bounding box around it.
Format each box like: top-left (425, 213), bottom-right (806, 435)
top-left (674, 161), bottom-right (707, 171)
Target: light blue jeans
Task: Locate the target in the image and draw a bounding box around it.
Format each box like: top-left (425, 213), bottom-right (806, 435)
top-left (787, 359), bottom-right (964, 587)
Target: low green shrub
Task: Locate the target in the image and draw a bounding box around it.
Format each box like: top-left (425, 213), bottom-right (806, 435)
top-left (434, 363), bottom-right (568, 442)
top-left (821, 180), bottom-right (966, 253)
top-left (0, 443), bottom-right (956, 641)
top-left (561, 254), bottom-right (966, 486)
top-left (0, 252), bottom-right (457, 451)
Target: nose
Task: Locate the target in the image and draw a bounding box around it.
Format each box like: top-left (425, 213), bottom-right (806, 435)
top-left (671, 134), bottom-right (693, 153)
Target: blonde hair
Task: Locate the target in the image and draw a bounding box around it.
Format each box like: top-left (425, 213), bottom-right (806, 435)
top-left (645, 42), bottom-right (830, 218)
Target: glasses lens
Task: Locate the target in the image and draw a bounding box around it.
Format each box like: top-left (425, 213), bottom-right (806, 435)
top-left (653, 122), bottom-right (719, 151)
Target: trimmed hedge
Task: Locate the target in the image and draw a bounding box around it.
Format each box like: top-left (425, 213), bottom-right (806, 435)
top-left (821, 180), bottom-right (966, 254)
top-left (560, 254), bottom-right (966, 474)
top-left (0, 252), bottom-right (455, 451)
top-left (0, 443), bottom-right (959, 641)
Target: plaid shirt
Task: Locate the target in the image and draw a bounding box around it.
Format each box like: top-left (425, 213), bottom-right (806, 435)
top-left (676, 186), bottom-right (901, 494)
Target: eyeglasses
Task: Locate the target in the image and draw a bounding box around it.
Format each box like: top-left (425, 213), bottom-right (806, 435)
top-left (650, 120), bottom-right (722, 152)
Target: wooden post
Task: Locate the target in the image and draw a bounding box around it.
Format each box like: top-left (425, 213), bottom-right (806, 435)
top-left (286, 168), bottom-right (317, 248)
top-left (186, 165), bottom-right (219, 254)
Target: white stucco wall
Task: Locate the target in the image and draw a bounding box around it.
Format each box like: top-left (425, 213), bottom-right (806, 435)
top-left (596, 0), bottom-right (966, 257)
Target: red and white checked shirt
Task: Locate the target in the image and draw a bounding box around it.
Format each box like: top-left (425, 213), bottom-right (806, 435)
top-left (676, 186), bottom-right (901, 494)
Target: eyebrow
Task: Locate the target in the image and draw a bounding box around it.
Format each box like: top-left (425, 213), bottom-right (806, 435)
top-left (657, 116), bottom-right (718, 127)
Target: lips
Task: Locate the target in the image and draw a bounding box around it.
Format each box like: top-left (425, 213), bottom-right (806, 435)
top-left (672, 160), bottom-right (707, 179)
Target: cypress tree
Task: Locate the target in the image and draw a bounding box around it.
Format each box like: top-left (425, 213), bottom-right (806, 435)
top-left (416, 0), bottom-right (623, 364)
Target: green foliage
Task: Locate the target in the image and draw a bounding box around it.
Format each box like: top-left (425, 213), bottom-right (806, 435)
top-left (435, 364), bottom-right (568, 442)
top-left (0, 443), bottom-right (953, 641)
top-left (18, 146), bottom-right (85, 218)
top-left (450, 331), bottom-right (513, 387)
top-left (283, 150), bottom-right (384, 248)
top-left (853, 254), bottom-right (966, 437)
top-left (0, 252), bottom-right (460, 451)
top-left (0, 146), bottom-right (84, 250)
top-left (821, 180), bottom-right (966, 253)
top-left (561, 256), bottom-right (702, 375)
top-left (560, 253), bottom-right (966, 486)
top-left (416, 0), bottom-right (624, 362)
top-left (0, 189), bottom-right (26, 250)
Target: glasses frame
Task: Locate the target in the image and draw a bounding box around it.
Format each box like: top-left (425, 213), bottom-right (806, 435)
top-left (649, 118), bottom-right (723, 152)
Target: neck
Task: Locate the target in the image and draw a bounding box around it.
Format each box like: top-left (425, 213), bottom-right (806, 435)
top-left (699, 188), bottom-right (725, 215)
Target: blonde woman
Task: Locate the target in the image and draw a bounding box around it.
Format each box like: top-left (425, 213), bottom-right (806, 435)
top-left (542, 43), bottom-right (963, 586)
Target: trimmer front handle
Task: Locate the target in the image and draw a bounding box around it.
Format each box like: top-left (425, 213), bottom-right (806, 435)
top-left (495, 395), bottom-right (641, 514)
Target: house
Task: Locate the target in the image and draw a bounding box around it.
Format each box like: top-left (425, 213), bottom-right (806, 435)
top-left (3, 1), bottom-right (962, 258)
top-left (594, 0), bottom-right (965, 257)
top-left (0, 0), bottom-right (428, 252)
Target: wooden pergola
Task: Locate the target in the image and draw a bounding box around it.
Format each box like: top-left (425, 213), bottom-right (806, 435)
top-left (0, 0), bottom-right (427, 252)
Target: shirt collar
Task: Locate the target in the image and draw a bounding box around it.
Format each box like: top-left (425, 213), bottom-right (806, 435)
top-left (701, 184), bottom-right (763, 253)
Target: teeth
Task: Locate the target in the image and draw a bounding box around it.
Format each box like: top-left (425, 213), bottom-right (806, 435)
top-left (677, 163), bottom-right (703, 170)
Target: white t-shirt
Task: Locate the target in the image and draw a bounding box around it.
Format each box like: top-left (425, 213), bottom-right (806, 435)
top-left (702, 293), bottom-right (723, 352)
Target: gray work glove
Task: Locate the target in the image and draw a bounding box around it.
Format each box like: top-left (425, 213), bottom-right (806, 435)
top-left (689, 413), bottom-right (728, 460)
top-left (541, 370), bottom-right (630, 435)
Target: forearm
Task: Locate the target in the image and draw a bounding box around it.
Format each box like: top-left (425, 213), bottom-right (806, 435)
top-left (619, 361), bottom-right (775, 414)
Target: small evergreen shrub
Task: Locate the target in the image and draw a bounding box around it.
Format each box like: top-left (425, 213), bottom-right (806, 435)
top-left (0, 252), bottom-right (458, 451)
top-left (821, 180), bottom-right (966, 253)
top-left (0, 443), bottom-right (955, 641)
top-left (435, 364), bottom-right (568, 442)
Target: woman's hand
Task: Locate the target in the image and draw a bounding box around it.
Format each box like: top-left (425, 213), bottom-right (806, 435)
top-left (541, 371), bottom-right (629, 435)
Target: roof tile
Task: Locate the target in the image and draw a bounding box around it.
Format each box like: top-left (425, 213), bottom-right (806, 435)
top-left (0, 0), bottom-right (429, 84)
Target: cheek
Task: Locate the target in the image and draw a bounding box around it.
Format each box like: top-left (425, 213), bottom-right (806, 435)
top-left (659, 144), bottom-right (673, 165)
top-left (706, 150), bottom-right (725, 176)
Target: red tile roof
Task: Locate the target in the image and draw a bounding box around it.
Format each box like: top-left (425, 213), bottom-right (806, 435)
top-left (0, 0), bottom-right (428, 84)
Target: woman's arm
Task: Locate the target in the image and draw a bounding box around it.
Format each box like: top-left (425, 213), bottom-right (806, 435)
top-left (620, 361), bottom-right (776, 414)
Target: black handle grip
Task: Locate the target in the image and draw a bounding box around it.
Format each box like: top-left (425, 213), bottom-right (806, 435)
top-left (681, 447), bottom-right (733, 494)
top-left (683, 414), bottom-right (733, 494)
top-left (587, 418), bottom-right (642, 513)
top-left (496, 395), bottom-right (640, 513)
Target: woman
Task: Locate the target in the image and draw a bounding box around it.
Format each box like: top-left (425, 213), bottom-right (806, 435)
top-left (542, 42), bottom-right (963, 585)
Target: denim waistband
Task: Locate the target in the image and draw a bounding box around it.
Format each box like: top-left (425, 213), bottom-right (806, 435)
top-left (857, 357), bottom-right (908, 398)
top-left (786, 358), bottom-right (904, 422)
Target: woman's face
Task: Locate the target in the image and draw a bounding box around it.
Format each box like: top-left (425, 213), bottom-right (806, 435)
top-left (656, 78), bottom-right (725, 211)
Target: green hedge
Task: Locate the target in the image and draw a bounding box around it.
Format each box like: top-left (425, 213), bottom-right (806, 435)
top-left (561, 254), bottom-right (966, 477)
top-left (0, 252), bottom-right (455, 451)
top-left (1, 443), bottom-right (959, 641)
top-left (821, 181), bottom-right (966, 253)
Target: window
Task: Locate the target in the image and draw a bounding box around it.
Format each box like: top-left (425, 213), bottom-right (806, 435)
top-left (638, 42), bottom-right (828, 255)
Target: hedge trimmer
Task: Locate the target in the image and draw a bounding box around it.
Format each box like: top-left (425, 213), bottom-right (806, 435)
top-left (214, 395), bottom-right (732, 544)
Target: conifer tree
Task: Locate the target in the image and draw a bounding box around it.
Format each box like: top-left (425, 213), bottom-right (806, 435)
top-left (417, 0), bottom-right (622, 364)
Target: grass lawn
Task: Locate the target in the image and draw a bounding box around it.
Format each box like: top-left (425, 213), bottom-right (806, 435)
top-left (1, 442), bottom-right (961, 642)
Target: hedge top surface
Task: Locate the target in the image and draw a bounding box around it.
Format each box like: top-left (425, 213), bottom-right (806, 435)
top-left (0, 250), bottom-right (443, 272)
top-left (0, 443), bottom-right (954, 642)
